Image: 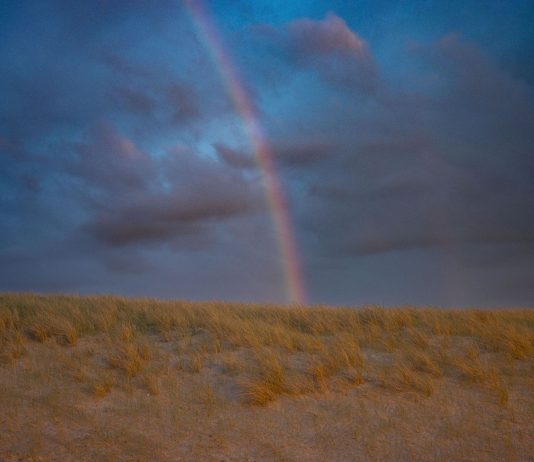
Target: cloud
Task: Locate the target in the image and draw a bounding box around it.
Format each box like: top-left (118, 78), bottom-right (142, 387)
top-left (275, 137), bottom-right (338, 166)
top-left (295, 34), bottom-right (534, 264)
top-left (63, 129), bottom-right (264, 248)
top-left (65, 123), bottom-right (155, 197)
top-left (86, 192), bottom-right (254, 247)
top-left (2, 2), bottom-right (533, 305)
top-left (167, 83), bottom-right (201, 123)
top-left (266, 13), bottom-right (379, 92)
top-left (111, 86), bottom-right (156, 116)
top-left (288, 13), bottom-right (369, 57)
top-left (215, 137), bottom-right (336, 170)
top-left (214, 143), bottom-right (257, 170)
top-left (102, 54), bottom-right (207, 126)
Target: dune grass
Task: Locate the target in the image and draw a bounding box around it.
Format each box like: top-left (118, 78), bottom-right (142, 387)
top-left (0, 293), bottom-right (533, 461)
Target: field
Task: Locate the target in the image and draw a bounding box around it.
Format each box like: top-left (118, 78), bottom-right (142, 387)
top-left (0, 293), bottom-right (533, 461)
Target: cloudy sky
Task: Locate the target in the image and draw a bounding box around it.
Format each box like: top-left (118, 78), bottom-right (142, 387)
top-left (1, 0), bottom-right (533, 307)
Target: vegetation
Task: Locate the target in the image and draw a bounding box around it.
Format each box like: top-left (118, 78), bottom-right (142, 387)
top-left (1, 293), bottom-right (533, 461)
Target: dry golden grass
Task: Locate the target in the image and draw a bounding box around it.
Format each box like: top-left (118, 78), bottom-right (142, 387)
top-left (0, 293), bottom-right (533, 461)
top-left (177, 352), bottom-right (205, 373)
top-left (107, 340), bottom-right (151, 378)
top-left (383, 361), bottom-right (437, 396)
top-left (219, 352), bottom-right (244, 376)
top-left (405, 348), bottom-right (443, 377)
top-left (92, 373), bottom-right (116, 398)
top-left (140, 373), bottom-right (160, 396)
top-left (242, 348), bottom-right (288, 405)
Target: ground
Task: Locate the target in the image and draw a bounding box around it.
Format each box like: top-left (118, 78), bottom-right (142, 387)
top-left (1, 294), bottom-right (533, 461)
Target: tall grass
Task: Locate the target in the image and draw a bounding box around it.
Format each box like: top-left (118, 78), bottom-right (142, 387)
top-left (1, 293), bottom-right (533, 405)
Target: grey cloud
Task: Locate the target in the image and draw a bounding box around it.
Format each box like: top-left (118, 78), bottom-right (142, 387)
top-left (167, 83), bottom-right (201, 123)
top-left (214, 143), bottom-right (257, 170)
top-left (214, 137), bottom-right (337, 171)
top-left (296, 35), bottom-right (534, 264)
top-left (65, 123), bottom-right (155, 196)
top-left (86, 192), bottom-right (253, 247)
top-left (272, 138), bottom-right (337, 166)
top-left (288, 13), bottom-right (369, 56)
top-left (102, 54), bottom-right (207, 126)
top-left (111, 86), bottom-right (156, 116)
top-left (279, 13), bottom-right (378, 92)
top-left (65, 131), bottom-right (265, 248)
top-left (248, 13), bottom-right (378, 93)
top-left (2, 2), bottom-right (533, 306)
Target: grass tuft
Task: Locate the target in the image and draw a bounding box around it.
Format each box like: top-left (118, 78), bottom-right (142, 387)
top-left (108, 342), bottom-right (150, 378)
top-left (92, 373), bottom-right (116, 398)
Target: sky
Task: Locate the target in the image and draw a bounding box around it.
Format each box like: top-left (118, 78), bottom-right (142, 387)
top-left (1, 0), bottom-right (533, 307)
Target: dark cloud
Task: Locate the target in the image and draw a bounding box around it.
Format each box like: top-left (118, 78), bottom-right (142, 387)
top-left (214, 143), bottom-right (256, 170)
top-left (257, 13), bottom-right (379, 93)
top-left (167, 83), bottom-right (201, 123)
top-left (289, 13), bottom-right (369, 56)
top-left (215, 137), bottom-right (336, 170)
top-left (85, 148), bottom-right (262, 248)
top-left (298, 34), bottom-right (534, 268)
top-left (111, 86), bottom-right (156, 116)
top-left (1, 1), bottom-right (533, 306)
top-left (65, 123), bottom-right (155, 197)
top-left (61, 128), bottom-right (264, 248)
top-left (102, 56), bottom-right (207, 127)
top-left (87, 193), bottom-right (253, 247)
top-left (101, 53), bottom-right (156, 80)
top-left (272, 137), bottom-right (337, 166)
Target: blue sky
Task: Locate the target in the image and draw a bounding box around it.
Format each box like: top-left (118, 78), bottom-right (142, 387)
top-left (1, 0), bottom-right (533, 306)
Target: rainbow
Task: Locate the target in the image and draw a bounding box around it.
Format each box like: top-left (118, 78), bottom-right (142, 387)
top-left (184, 1), bottom-right (306, 304)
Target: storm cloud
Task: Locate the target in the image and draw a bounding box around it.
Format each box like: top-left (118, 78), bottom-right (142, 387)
top-left (1, 0), bottom-right (533, 306)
